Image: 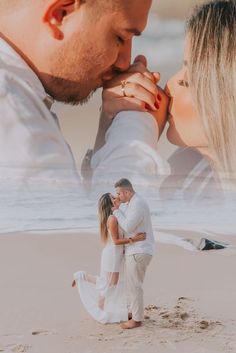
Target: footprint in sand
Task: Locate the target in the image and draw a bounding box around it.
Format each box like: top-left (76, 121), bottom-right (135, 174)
top-left (180, 312), bottom-right (189, 321)
top-left (31, 329), bottom-right (56, 336)
top-left (145, 305), bottom-right (159, 311)
top-left (177, 297), bottom-right (193, 301)
top-left (10, 344), bottom-right (31, 353)
top-left (198, 320), bottom-right (222, 331)
top-left (141, 298), bottom-right (224, 346)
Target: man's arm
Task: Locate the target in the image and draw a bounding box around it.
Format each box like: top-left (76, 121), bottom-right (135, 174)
top-left (93, 110), bottom-right (113, 153)
top-left (108, 215), bottom-right (146, 245)
top-left (113, 200), bottom-right (144, 234)
top-left (80, 110), bottom-right (112, 183)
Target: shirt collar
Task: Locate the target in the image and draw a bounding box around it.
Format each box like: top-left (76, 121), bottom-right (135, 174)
top-left (128, 192), bottom-right (137, 205)
top-left (0, 38), bottom-right (54, 107)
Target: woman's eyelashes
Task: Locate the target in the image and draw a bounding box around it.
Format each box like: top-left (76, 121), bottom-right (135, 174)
top-left (178, 79), bottom-right (189, 88)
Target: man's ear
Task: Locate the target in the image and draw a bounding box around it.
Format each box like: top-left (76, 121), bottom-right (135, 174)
top-left (43, 0), bottom-right (81, 40)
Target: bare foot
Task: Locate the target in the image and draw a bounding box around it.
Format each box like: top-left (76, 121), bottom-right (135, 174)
top-left (72, 280), bottom-right (76, 288)
top-left (121, 319), bottom-right (142, 329)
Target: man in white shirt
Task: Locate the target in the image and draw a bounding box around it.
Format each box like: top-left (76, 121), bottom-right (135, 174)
top-left (0, 0), bottom-right (152, 183)
top-left (112, 178), bottom-right (154, 329)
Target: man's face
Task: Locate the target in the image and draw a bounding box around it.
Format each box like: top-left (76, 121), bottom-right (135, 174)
top-left (116, 187), bottom-right (130, 203)
top-left (44, 0), bottom-right (152, 104)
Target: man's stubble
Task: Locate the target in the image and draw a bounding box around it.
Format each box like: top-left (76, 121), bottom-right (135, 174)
top-left (46, 31), bottom-right (108, 105)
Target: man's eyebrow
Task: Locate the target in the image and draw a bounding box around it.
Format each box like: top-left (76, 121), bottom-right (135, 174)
top-left (125, 28), bottom-right (142, 36)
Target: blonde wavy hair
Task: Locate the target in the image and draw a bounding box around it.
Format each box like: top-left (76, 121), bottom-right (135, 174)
top-left (187, 0), bottom-right (236, 183)
top-left (98, 193), bottom-right (113, 244)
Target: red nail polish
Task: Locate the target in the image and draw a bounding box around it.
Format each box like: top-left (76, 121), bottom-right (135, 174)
top-left (155, 102), bottom-right (160, 109)
top-left (157, 93), bottom-right (162, 101)
top-left (145, 103), bottom-right (151, 110)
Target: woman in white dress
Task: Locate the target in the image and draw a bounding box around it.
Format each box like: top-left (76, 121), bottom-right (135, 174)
top-left (72, 193), bottom-right (146, 324)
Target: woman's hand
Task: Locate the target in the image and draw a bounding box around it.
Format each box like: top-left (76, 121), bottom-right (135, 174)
top-left (93, 55), bottom-right (170, 154)
top-left (132, 232), bottom-right (146, 242)
top-left (101, 55), bottom-right (161, 120)
top-left (150, 86), bottom-right (170, 137)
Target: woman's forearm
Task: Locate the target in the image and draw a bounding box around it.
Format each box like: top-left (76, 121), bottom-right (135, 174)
top-left (113, 233), bottom-right (145, 245)
top-left (112, 238), bottom-right (132, 245)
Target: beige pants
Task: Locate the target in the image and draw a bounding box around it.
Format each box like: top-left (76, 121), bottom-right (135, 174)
top-left (126, 254), bottom-right (152, 322)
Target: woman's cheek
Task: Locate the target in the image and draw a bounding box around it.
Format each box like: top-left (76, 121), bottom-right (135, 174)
top-left (167, 117), bottom-right (190, 147)
top-left (167, 92), bottom-right (204, 147)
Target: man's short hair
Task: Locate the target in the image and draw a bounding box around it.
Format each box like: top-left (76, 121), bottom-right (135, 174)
top-left (115, 178), bottom-right (134, 191)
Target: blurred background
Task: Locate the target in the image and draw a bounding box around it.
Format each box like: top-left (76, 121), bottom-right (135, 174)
top-left (54, 0), bottom-right (204, 169)
top-left (151, 0), bottom-right (204, 19)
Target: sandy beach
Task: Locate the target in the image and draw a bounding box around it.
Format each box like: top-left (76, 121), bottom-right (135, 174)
top-left (1, 231), bottom-right (236, 353)
top-left (1, 1), bottom-right (235, 353)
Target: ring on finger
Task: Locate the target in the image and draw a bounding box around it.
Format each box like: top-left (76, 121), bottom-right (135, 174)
top-left (121, 80), bottom-right (128, 97)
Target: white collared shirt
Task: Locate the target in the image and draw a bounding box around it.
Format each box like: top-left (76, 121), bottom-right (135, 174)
top-left (113, 193), bottom-right (155, 256)
top-left (0, 38), bottom-right (79, 185)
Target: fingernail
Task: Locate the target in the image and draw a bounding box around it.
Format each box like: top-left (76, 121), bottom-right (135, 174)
top-left (155, 102), bottom-right (160, 110)
top-left (145, 103), bottom-right (151, 110)
top-left (157, 93), bottom-right (162, 101)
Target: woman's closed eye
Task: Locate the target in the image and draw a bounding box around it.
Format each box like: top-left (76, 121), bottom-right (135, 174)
top-left (178, 79), bottom-right (189, 88)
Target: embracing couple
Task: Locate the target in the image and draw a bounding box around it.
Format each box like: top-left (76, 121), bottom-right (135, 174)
top-left (72, 178), bottom-right (154, 329)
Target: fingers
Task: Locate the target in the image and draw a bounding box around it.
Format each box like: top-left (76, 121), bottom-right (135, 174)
top-left (102, 59), bottom-right (163, 118)
top-left (133, 55), bottom-right (147, 67)
top-left (153, 72), bottom-right (161, 84)
top-left (114, 97), bottom-right (147, 113)
top-left (128, 62), bottom-right (155, 83)
top-left (131, 72), bottom-right (159, 96)
top-left (136, 235), bottom-right (146, 241)
top-left (106, 72), bottom-right (159, 110)
top-left (121, 80), bottom-right (158, 111)
top-left (149, 87), bottom-right (170, 136)
top-left (128, 64), bottom-right (160, 85)
top-left (136, 232), bottom-right (146, 239)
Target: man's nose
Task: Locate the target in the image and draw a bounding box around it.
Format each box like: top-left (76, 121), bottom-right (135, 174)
top-left (114, 39), bottom-right (132, 72)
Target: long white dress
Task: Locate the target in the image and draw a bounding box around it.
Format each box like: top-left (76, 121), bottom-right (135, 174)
top-left (73, 229), bottom-right (128, 324)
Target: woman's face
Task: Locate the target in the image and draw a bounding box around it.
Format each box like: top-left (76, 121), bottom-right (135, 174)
top-left (165, 38), bottom-right (208, 150)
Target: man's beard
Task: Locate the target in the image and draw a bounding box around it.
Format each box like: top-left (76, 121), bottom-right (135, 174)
top-left (47, 35), bottom-right (103, 105)
top-left (74, 89), bottom-right (96, 106)
top-left (45, 74), bottom-right (98, 105)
